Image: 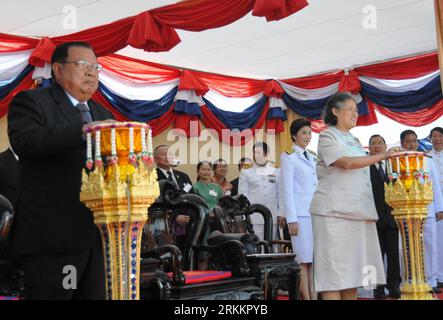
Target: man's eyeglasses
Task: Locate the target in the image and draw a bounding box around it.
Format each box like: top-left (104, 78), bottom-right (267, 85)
top-left (60, 60), bottom-right (103, 72)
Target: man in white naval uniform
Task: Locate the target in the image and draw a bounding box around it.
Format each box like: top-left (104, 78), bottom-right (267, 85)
top-left (401, 129), bottom-right (443, 293)
top-left (238, 142), bottom-right (281, 244)
top-left (429, 127), bottom-right (443, 288)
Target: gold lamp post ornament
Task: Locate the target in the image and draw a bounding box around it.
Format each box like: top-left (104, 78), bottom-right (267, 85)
top-left (80, 122), bottom-right (159, 300)
top-left (385, 151), bottom-right (434, 300)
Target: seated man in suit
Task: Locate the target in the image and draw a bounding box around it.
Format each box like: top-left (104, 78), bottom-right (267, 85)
top-left (230, 157), bottom-right (252, 197)
top-left (368, 135), bottom-right (401, 299)
top-left (8, 41), bottom-right (114, 299)
top-left (153, 145), bottom-right (195, 251)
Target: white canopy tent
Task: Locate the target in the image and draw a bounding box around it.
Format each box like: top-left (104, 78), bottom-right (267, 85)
top-left (1, 0), bottom-right (441, 149)
top-left (2, 0), bottom-right (437, 78)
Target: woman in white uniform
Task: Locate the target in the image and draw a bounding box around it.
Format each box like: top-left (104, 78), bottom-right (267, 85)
top-left (310, 92), bottom-right (399, 300)
top-left (280, 118), bottom-right (317, 300)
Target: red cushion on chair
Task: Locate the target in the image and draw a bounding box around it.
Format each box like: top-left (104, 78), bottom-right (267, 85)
top-left (0, 296), bottom-right (19, 300)
top-left (167, 270), bottom-right (232, 284)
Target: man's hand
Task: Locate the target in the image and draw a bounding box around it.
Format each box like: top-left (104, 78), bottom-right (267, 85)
top-left (175, 214), bottom-right (190, 227)
top-left (437, 211), bottom-right (443, 221)
top-left (288, 222), bottom-right (299, 236)
top-left (277, 216), bottom-right (286, 229)
top-left (385, 147), bottom-right (402, 159)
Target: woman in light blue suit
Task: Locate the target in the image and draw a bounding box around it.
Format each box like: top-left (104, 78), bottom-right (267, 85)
top-left (280, 118), bottom-right (318, 300)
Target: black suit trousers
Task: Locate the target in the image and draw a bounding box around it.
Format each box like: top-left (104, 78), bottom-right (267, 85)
top-left (377, 226), bottom-right (401, 290)
top-left (20, 232), bottom-right (105, 300)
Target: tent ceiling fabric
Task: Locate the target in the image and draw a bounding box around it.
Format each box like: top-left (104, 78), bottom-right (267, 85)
top-left (0, 0), bottom-right (178, 36)
top-left (0, 0), bottom-right (437, 79)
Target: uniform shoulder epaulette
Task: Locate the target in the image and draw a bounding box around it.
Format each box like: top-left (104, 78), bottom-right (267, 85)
top-left (242, 163), bottom-right (253, 170)
top-left (307, 149), bottom-right (317, 156)
top-left (285, 148), bottom-right (295, 155)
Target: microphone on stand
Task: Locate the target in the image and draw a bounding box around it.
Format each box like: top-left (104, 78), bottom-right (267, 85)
top-left (171, 159), bottom-right (181, 167)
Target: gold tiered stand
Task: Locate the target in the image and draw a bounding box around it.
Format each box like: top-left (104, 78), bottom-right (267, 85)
top-left (80, 122), bottom-right (159, 300)
top-left (384, 151), bottom-right (434, 300)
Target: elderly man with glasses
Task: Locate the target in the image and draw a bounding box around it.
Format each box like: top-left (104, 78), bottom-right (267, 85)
top-left (8, 41), bottom-right (114, 300)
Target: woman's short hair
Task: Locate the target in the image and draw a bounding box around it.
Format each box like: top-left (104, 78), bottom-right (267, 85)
top-left (323, 92), bottom-right (356, 125)
top-left (212, 159), bottom-right (227, 171)
top-left (289, 118), bottom-right (311, 142)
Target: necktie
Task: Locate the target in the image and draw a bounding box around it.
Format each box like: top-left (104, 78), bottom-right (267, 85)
top-left (167, 171), bottom-right (178, 189)
top-left (303, 151), bottom-right (309, 160)
top-left (378, 161), bottom-right (385, 180)
top-left (76, 103), bottom-right (92, 124)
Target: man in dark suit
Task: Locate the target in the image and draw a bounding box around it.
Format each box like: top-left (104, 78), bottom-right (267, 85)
top-left (8, 42), bottom-right (114, 299)
top-left (368, 134), bottom-right (401, 299)
top-left (154, 145), bottom-right (194, 195)
top-left (230, 157), bottom-right (252, 197)
top-left (153, 145), bottom-right (195, 250)
top-left (0, 147), bottom-right (20, 212)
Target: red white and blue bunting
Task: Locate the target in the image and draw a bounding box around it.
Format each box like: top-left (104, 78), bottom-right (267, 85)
top-left (0, 41), bottom-right (442, 145)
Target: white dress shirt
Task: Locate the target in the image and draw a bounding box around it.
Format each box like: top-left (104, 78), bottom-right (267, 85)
top-left (158, 167), bottom-right (179, 187)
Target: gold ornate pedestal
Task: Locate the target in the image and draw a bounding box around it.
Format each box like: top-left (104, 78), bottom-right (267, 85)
top-left (385, 151), bottom-right (434, 300)
top-left (80, 122), bottom-right (159, 300)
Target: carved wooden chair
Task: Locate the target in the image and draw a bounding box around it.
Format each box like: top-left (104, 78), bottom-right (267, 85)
top-left (139, 181), bottom-right (263, 300)
top-left (209, 195), bottom-right (301, 300)
top-left (0, 194), bottom-right (24, 299)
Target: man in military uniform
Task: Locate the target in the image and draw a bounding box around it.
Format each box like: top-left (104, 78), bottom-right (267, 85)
top-left (238, 142), bottom-right (282, 244)
top-left (401, 130), bottom-right (443, 293)
top-left (429, 127), bottom-right (443, 288)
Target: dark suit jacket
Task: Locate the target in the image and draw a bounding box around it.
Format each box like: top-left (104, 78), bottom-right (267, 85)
top-left (0, 148), bottom-right (20, 212)
top-left (370, 164), bottom-right (397, 229)
top-left (155, 167), bottom-right (195, 222)
top-left (230, 177), bottom-right (239, 197)
top-left (7, 82), bottom-right (114, 257)
top-left (156, 168), bottom-right (194, 194)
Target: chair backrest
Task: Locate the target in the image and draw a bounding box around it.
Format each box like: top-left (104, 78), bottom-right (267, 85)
top-left (216, 195), bottom-right (274, 242)
top-left (0, 195), bottom-right (23, 298)
top-left (144, 180), bottom-right (210, 270)
top-left (0, 194), bottom-right (14, 258)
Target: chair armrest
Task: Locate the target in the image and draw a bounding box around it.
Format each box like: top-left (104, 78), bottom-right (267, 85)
top-left (193, 239), bottom-right (250, 276)
top-left (255, 240), bottom-right (272, 254)
top-left (269, 240), bottom-right (292, 246)
top-left (142, 244), bottom-right (185, 286)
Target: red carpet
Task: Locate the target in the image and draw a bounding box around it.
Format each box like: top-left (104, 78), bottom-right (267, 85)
top-left (277, 292), bottom-right (443, 300)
